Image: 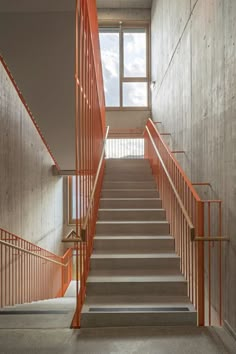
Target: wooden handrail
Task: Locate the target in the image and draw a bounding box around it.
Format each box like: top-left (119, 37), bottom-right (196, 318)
top-left (0, 239), bottom-right (68, 267)
top-left (81, 126), bottom-right (109, 241)
top-left (145, 126), bottom-right (195, 240)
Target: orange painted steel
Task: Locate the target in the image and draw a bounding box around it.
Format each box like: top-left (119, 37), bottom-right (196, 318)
top-left (0, 228), bottom-right (72, 308)
top-left (105, 138), bottom-right (144, 159)
top-left (0, 56), bottom-right (60, 171)
top-left (144, 118), bottom-right (225, 326)
top-left (72, 0), bottom-right (106, 328)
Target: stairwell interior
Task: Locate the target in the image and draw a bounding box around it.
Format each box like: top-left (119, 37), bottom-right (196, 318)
top-left (81, 158), bottom-right (196, 327)
top-left (0, 0), bottom-right (236, 347)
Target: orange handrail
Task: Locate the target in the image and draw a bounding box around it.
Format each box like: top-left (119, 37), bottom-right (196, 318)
top-left (0, 56), bottom-right (60, 171)
top-left (72, 0), bottom-right (106, 328)
top-left (0, 227), bottom-right (72, 308)
top-left (144, 118), bottom-right (226, 326)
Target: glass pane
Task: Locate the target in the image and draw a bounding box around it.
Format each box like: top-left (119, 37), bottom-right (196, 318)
top-left (71, 176), bottom-right (90, 220)
top-left (105, 139), bottom-right (144, 158)
top-left (123, 82), bottom-right (148, 107)
top-left (123, 29), bottom-right (146, 78)
top-left (99, 31), bottom-right (120, 107)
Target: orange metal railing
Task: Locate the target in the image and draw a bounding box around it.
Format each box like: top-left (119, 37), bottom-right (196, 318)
top-left (72, 0), bottom-right (106, 328)
top-left (144, 118), bottom-right (228, 326)
top-left (105, 138), bottom-right (144, 159)
top-left (0, 228), bottom-right (72, 308)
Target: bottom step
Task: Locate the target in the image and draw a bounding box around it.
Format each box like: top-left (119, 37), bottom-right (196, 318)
top-left (81, 307), bottom-right (197, 328)
top-left (81, 296), bottom-right (197, 328)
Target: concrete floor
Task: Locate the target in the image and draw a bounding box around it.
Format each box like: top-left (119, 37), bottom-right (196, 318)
top-left (0, 282), bottom-right (235, 354)
top-left (0, 326), bottom-right (236, 354)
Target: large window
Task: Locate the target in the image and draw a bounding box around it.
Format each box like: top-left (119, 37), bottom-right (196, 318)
top-left (68, 176), bottom-right (89, 224)
top-left (99, 25), bottom-right (149, 109)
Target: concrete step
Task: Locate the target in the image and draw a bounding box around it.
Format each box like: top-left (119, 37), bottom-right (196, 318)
top-left (105, 158), bottom-right (150, 168)
top-left (102, 181), bottom-right (156, 189)
top-left (99, 198), bottom-right (162, 209)
top-left (93, 235), bottom-right (175, 252)
top-left (90, 253), bottom-right (180, 271)
top-left (86, 274), bottom-right (187, 296)
top-left (81, 295), bottom-right (197, 327)
top-left (98, 209), bottom-right (166, 221)
top-left (101, 189), bottom-right (159, 198)
top-left (104, 173), bottom-right (154, 181)
top-left (96, 221), bottom-right (170, 236)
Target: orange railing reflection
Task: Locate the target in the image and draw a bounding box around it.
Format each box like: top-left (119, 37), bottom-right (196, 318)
top-left (0, 228), bottom-right (72, 308)
top-left (73, 0), bottom-right (106, 327)
top-left (144, 118), bottom-right (228, 326)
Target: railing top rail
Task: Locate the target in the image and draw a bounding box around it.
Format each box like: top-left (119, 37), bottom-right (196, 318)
top-left (145, 126), bottom-right (195, 240)
top-left (0, 56), bottom-right (60, 171)
top-left (0, 239), bottom-right (68, 267)
top-left (81, 126), bottom-right (109, 240)
top-left (147, 118), bottom-right (201, 202)
top-left (0, 227), bottom-right (62, 259)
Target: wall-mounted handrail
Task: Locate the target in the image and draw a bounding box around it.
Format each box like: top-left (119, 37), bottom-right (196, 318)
top-left (148, 118), bottom-right (201, 201)
top-left (81, 126), bottom-right (109, 241)
top-left (0, 239), bottom-right (67, 267)
top-left (0, 56), bottom-right (60, 171)
top-left (144, 118), bottom-right (227, 326)
top-left (145, 126), bottom-right (195, 240)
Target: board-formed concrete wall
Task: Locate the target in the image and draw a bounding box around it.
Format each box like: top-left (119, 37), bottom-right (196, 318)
top-left (151, 0), bottom-right (236, 333)
top-left (0, 60), bottom-right (64, 255)
top-left (0, 12), bottom-right (75, 170)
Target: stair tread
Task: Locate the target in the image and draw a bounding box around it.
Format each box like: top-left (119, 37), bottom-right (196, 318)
top-left (99, 208), bottom-right (164, 211)
top-left (94, 235), bottom-right (174, 240)
top-left (87, 274), bottom-right (186, 282)
top-left (91, 253), bottom-right (179, 259)
top-left (96, 220), bottom-right (169, 224)
top-left (82, 296), bottom-right (196, 312)
top-left (102, 189), bottom-right (157, 191)
top-left (100, 198), bottom-right (161, 200)
top-left (83, 295), bottom-right (193, 305)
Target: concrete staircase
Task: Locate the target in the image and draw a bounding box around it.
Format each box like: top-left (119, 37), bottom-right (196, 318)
top-left (81, 159), bottom-right (197, 327)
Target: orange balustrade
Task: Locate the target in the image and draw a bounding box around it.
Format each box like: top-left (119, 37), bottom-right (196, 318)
top-left (72, 0), bottom-right (106, 328)
top-left (144, 118), bottom-right (227, 326)
top-left (0, 228), bottom-right (72, 308)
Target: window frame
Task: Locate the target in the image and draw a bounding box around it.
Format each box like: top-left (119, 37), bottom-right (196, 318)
top-left (99, 21), bottom-right (150, 111)
top-left (68, 176), bottom-right (75, 225)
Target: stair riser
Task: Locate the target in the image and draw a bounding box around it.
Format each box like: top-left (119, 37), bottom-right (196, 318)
top-left (102, 182), bottom-right (156, 189)
top-left (81, 312), bottom-right (197, 328)
top-left (90, 258), bottom-right (180, 271)
top-left (104, 174), bottom-right (154, 181)
top-left (101, 190), bottom-right (159, 198)
top-left (98, 210), bottom-right (166, 221)
top-left (105, 164), bottom-right (151, 171)
top-left (99, 199), bottom-right (162, 209)
top-left (93, 238), bottom-right (174, 252)
top-left (96, 222), bottom-right (170, 236)
top-left (86, 282), bottom-right (187, 296)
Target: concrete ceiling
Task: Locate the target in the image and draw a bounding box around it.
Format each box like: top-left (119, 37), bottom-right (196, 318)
top-left (0, 0), bottom-right (152, 12)
top-left (97, 0), bottom-right (152, 8)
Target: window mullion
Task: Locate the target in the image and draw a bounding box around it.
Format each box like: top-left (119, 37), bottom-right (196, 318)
top-left (122, 77), bottom-right (147, 83)
top-left (120, 23), bottom-right (123, 108)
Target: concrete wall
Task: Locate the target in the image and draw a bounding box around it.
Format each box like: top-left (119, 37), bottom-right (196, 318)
top-left (151, 0), bottom-right (236, 333)
top-left (0, 12), bottom-right (75, 170)
top-left (98, 8), bottom-right (151, 133)
top-left (0, 60), bottom-right (64, 255)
